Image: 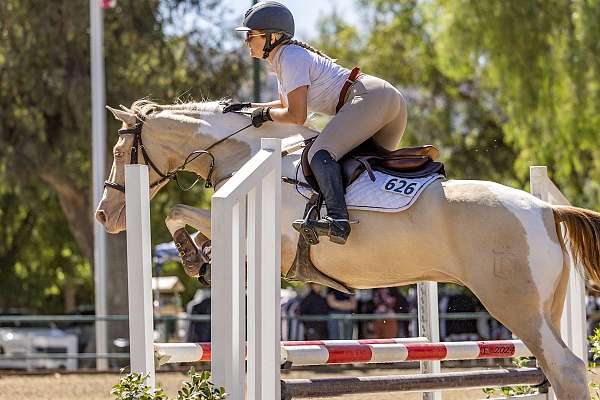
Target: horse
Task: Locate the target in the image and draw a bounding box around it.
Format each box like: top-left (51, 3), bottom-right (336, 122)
top-left (95, 99), bottom-right (600, 399)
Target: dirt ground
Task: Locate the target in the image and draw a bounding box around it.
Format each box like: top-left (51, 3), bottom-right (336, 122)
top-left (0, 367), bottom-right (598, 400)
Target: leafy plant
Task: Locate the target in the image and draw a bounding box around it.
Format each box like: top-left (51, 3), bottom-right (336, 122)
top-left (111, 372), bottom-right (167, 400)
top-left (481, 357), bottom-right (538, 398)
top-left (588, 328), bottom-right (600, 399)
top-left (176, 369), bottom-right (227, 400)
top-left (111, 368), bottom-right (226, 400)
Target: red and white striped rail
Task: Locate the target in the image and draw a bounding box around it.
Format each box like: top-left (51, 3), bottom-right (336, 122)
top-left (154, 339), bottom-right (531, 366)
top-left (155, 337), bottom-right (428, 365)
top-left (284, 340), bottom-right (530, 366)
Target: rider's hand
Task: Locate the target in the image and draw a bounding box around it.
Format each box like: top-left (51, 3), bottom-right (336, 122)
top-left (251, 107), bottom-right (273, 128)
top-left (222, 101), bottom-right (252, 113)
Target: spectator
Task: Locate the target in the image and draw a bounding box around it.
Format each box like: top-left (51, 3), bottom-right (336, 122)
top-left (187, 296), bottom-right (211, 343)
top-left (443, 292), bottom-right (482, 341)
top-left (355, 289), bottom-right (374, 338)
top-left (298, 283), bottom-right (329, 340)
top-left (371, 287), bottom-right (409, 338)
top-left (326, 288), bottom-right (357, 339)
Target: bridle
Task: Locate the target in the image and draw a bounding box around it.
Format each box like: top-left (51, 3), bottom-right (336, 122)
top-left (103, 112), bottom-right (253, 193)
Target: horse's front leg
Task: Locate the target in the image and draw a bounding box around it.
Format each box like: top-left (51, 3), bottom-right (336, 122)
top-left (165, 204), bottom-right (212, 282)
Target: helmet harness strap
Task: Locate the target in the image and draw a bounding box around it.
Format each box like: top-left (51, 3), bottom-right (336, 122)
top-left (262, 32), bottom-right (291, 59)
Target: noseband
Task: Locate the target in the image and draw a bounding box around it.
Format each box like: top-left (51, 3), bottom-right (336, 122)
top-left (103, 113), bottom-right (253, 193)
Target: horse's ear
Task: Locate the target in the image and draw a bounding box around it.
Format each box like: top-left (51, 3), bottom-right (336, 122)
top-left (106, 105), bottom-right (136, 126)
top-left (119, 104), bottom-right (134, 113)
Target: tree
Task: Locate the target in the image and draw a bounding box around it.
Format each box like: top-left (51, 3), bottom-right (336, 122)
top-left (0, 0), bottom-right (249, 314)
top-left (315, 0), bottom-right (599, 208)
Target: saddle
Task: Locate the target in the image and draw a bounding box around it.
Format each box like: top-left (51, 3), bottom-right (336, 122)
top-left (301, 138), bottom-right (444, 191)
top-left (286, 139), bottom-right (446, 294)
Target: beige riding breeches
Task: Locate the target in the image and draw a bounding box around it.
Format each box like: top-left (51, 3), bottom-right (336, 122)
top-left (307, 74), bottom-right (407, 162)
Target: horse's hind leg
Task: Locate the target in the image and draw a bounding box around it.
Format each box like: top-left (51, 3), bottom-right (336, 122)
top-left (474, 270), bottom-right (588, 399)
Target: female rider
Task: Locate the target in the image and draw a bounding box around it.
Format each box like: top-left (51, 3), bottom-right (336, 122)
top-left (224, 1), bottom-right (407, 245)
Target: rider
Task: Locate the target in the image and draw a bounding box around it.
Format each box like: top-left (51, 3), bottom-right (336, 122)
top-left (224, 1), bottom-right (407, 245)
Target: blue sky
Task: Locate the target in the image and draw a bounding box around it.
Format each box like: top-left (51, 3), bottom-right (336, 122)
top-left (226, 0), bottom-right (360, 40)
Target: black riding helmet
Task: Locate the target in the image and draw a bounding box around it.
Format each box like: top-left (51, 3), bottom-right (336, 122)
top-left (236, 1), bottom-right (295, 59)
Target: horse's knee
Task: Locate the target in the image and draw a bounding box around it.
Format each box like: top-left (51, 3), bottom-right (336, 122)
top-left (165, 204), bottom-right (186, 233)
top-left (166, 204), bottom-right (186, 222)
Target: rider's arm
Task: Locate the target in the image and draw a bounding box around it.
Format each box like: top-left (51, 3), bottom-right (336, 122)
top-left (251, 99), bottom-right (283, 108)
top-left (251, 93), bottom-right (286, 109)
top-left (268, 85), bottom-right (308, 125)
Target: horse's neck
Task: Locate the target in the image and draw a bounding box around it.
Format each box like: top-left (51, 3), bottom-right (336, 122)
top-left (192, 123), bottom-right (312, 184)
top-left (152, 106), bottom-right (315, 185)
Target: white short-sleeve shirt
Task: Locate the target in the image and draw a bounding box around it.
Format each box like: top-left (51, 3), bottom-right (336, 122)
top-left (270, 44), bottom-right (351, 116)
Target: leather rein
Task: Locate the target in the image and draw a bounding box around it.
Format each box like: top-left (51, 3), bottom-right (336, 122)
top-left (103, 113), bottom-right (253, 193)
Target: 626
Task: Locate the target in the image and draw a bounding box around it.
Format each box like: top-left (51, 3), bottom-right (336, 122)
top-left (384, 178), bottom-right (418, 195)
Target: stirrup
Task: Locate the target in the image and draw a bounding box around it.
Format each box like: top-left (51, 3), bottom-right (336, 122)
top-left (292, 217), bottom-right (354, 245)
top-left (292, 217), bottom-right (320, 245)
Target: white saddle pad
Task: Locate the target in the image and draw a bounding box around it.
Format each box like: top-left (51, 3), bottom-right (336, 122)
top-left (298, 168), bottom-right (443, 213)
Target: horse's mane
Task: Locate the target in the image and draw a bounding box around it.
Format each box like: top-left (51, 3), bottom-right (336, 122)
top-left (129, 98), bottom-right (221, 117)
top-left (128, 98), bottom-right (318, 149)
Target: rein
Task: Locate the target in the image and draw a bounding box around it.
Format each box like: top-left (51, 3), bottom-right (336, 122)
top-left (104, 113), bottom-right (253, 193)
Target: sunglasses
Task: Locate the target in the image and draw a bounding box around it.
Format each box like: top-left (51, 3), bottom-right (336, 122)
top-left (246, 32), bottom-right (266, 41)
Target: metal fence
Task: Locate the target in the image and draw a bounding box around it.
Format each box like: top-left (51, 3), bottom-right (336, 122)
top-left (0, 313), bottom-right (597, 368)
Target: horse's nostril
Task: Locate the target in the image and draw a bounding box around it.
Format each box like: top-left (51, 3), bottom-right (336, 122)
top-left (96, 210), bottom-right (107, 224)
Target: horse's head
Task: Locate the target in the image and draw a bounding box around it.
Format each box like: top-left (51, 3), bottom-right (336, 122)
top-left (95, 99), bottom-right (316, 234)
top-left (95, 104), bottom-right (173, 233)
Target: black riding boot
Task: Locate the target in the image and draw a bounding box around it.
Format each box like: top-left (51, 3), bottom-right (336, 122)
top-left (293, 150), bottom-right (351, 245)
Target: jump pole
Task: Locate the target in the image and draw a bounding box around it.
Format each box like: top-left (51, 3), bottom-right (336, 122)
top-left (124, 165), bottom-right (155, 389)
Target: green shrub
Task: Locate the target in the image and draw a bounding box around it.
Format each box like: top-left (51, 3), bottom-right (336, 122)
top-left (111, 368), bottom-right (226, 400)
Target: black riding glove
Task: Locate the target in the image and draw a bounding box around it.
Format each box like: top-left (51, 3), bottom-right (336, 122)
top-left (251, 107), bottom-right (273, 128)
top-left (222, 101), bottom-right (252, 113)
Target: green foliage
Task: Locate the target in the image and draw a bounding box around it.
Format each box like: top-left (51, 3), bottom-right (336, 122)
top-left (111, 369), bottom-right (226, 400)
top-left (315, 0), bottom-right (600, 205)
top-left (481, 357), bottom-right (538, 398)
top-left (0, 0), bottom-right (247, 312)
top-left (176, 369), bottom-right (227, 400)
top-left (588, 328), bottom-right (600, 398)
top-left (111, 372), bottom-right (167, 400)
top-left (433, 0), bottom-right (600, 205)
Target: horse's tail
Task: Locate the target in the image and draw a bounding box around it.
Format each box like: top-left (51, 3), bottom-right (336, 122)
top-left (553, 205), bottom-right (600, 284)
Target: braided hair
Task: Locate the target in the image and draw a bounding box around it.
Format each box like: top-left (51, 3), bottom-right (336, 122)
top-left (269, 33), bottom-right (335, 61)
top-left (283, 38), bottom-right (335, 60)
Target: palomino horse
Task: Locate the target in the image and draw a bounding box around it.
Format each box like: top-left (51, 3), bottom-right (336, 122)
top-left (96, 100), bottom-right (600, 399)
